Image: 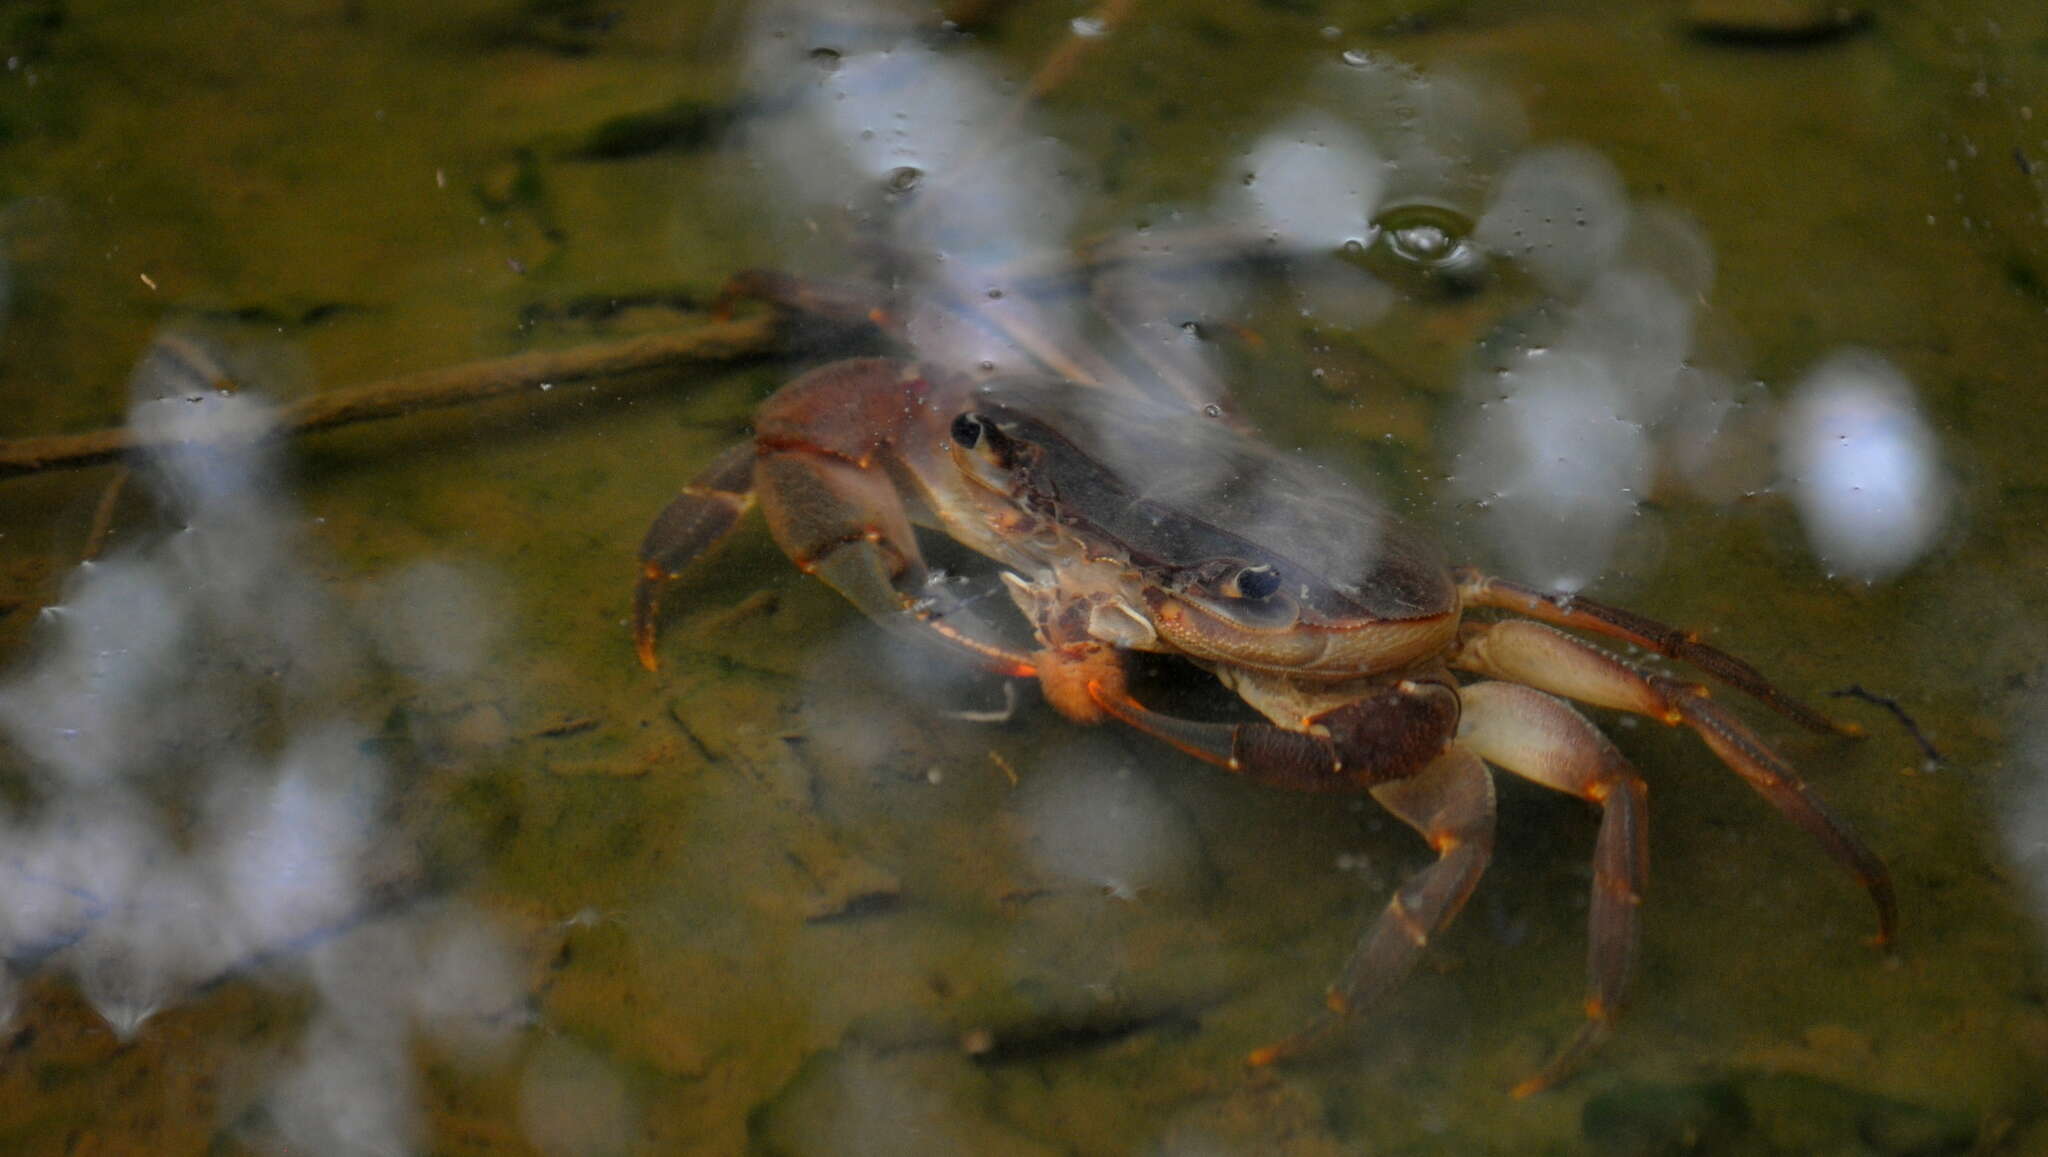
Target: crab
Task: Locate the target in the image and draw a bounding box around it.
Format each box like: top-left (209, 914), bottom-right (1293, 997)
top-left (632, 352), bottom-right (1894, 1096)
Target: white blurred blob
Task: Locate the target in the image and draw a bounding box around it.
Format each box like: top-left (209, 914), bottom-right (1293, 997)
top-left (400, 906), bottom-right (529, 1057)
top-left (897, 281), bottom-right (1098, 383)
top-left (1781, 350), bottom-right (1949, 581)
top-left (366, 559), bottom-right (502, 682)
top-left (1318, 52), bottom-right (1526, 209)
top-left (1230, 111), bottom-right (1388, 248)
top-left (271, 1014), bottom-right (421, 1157)
top-left (1217, 111), bottom-right (1402, 331)
top-left (750, 34), bottom-right (1073, 256)
top-left (1453, 353), bottom-right (1651, 589)
top-left (0, 335), bottom-right (524, 1145)
top-left (518, 1039), bottom-right (638, 1157)
top-left (310, 906), bottom-right (526, 1049)
top-left (1088, 246), bottom-right (1251, 416)
top-left (1014, 739), bottom-right (1204, 902)
top-left (1208, 57), bottom-right (1718, 597)
top-left (1453, 154), bottom-right (1736, 587)
top-left (0, 795), bottom-right (156, 960)
top-left (70, 860), bottom-right (228, 1039)
top-left (131, 389), bottom-right (282, 518)
top-left (1207, 57), bottom-right (1523, 330)
top-left (206, 726), bottom-right (384, 957)
top-left (1214, 57), bottom-right (1717, 602)
top-left (741, 20), bottom-right (1084, 377)
top-left (1476, 144), bottom-right (1630, 294)
top-left (0, 560), bottom-right (186, 784)
top-left (1559, 267), bottom-right (1695, 419)
top-left (273, 907), bottom-right (524, 1155)
top-left (0, 378), bottom-right (384, 1039)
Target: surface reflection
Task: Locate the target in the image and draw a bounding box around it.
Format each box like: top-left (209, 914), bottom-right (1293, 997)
top-left (1782, 349), bottom-right (1950, 581)
top-left (1453, 154), bottom-right (1712, 588)
top-left (1232, 111), bottom-right (1388, 250)
top-left (0, 342), bottom-right (521, 1150)
top-left (741, 14), bottom-right (1088, 379)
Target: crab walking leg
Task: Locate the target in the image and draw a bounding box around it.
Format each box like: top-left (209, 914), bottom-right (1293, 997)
top-left (1248, 747), bottom-right (1497, 1067)
top-left (1455, 619), bottom-right (1896, 947)
top-left (634, 442), bottom-right (759, 670)
top-left (1454, 680), bottom-right (1650, 1097)
top-left (1452, 568), bottom-right (1860, 737)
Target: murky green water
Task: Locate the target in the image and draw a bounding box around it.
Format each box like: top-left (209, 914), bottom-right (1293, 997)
top-left (0, 1), bottom-right (2044, 1153)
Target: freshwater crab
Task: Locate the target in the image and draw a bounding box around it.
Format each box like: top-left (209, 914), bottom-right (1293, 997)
top-left (632, 353), bottom-right (1895, 1096)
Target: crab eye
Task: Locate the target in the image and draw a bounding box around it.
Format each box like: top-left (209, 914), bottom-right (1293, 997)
top-left (1228, 564), bottom-right (1282, 601)
top-left (949, 411), bottom-right (1015, 468)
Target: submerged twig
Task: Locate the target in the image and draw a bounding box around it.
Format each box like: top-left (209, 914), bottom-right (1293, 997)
top-left (80, 469), bottom-right (130, 560)
top-left (0, 313), bottom-right (789, 481)
top-left (1023, 0), bottom-right (1140, 100)
top-left (988, 749), bottom-right (1020, 787)
top-left (1828, 684), bottom-right (1945, 768)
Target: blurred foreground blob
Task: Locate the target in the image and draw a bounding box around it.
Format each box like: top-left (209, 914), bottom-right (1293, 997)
top-left (1781, 350), bottom-right (1949, 583)
top-left (1454, 148), bottom-right (1715, 591)
top-left (0, 340), bottom-right (526, 1154)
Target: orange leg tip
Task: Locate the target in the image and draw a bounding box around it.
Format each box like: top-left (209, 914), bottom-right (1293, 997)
top-left (1509, 1074), bottom-right (1549, 1100)
top-left (1245, 1045), bottom-right (1282, 1068)
top-left (632, 625), bottom-right (662, 672)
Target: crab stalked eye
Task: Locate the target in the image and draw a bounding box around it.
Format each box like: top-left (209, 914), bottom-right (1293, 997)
top-left (950, 412), bottom-right (986, 448)
top-left (1227, 563), bottom-right (1282, 600)
top-left (949, 411), bottom-right (1015, 468)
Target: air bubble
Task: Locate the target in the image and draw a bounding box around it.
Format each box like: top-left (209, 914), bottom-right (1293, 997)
top-left (1364, 202), bottom-right (1488, 294)
top-left (884, 166), bottom-right (922, 195)
top-left (1391, 221), bottom-right (1451, 261)
top-left (1375, 203), bottom-right (1473, 261)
